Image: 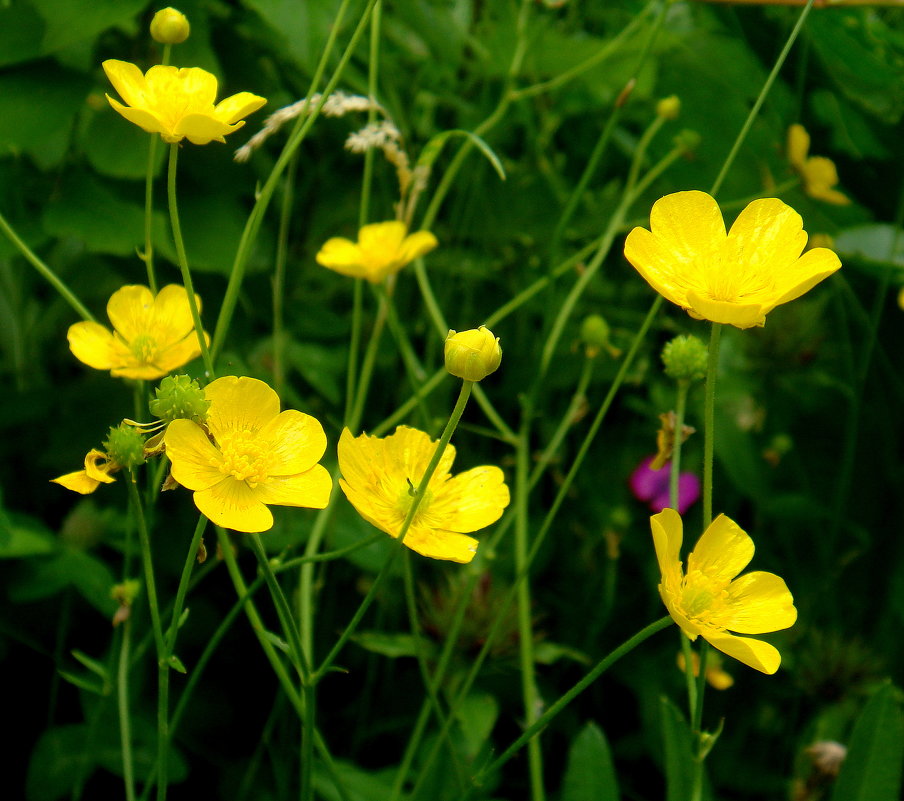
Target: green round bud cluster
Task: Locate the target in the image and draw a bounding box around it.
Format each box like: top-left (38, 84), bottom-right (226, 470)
top-left (150, 7), bottom-right (190, 44)
top-left (580, 314), bottom-right (611, 349)
top-left (661, 335), bottom-right (708, 382)
top-left (444, 326), bottom-right (502, 382)
top-left (149, 375), bottom-right (210, 423)
top-left (103, 424), bottom-right (146, 469)
top-left (656, 95), bottom-right (681, 121)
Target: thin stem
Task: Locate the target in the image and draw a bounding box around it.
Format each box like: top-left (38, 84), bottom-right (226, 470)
top-left (709, 0), bottom-right (817, 197)
top-left (0, 210), bottom-right (95, 322)
top-left (143, 135), bottom-right (159, 294)
top-left (702, 323), bottom-right (722, 530)
top-left (465, 617), bottom-right (673, 796)
top-left (117, 621), bottom-right (136, 801)
top-left (272, 152), bottom-right (299, 399)
top-left (669, 380), bottom-right (690, 511)
top-left (165, 515), bottom-right (207, 655)
top-left (167, 144), bottom-right (214, 379)
top-left (211, 0), bottom-right (378, 360)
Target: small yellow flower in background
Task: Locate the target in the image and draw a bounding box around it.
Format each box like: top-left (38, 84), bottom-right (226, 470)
top-left (164, 376), bottom-right (331, 533)
top-left (677, 649), bottom-right (734, 690)
top-left (316, 221), bottom-right (438, 283)
top-left (651, 508), bottom-right (796, 674)
top-left (444, 326), bottom-right (502, 382)
top-left (787, 124), bottom-right (850, 206)
top-left (337, 426), bottom-right (510, 563)
top-left (897, 286), bottom-right (904, 312)
top-left (68, 284), bottom-right (207, 380)
top-left (102, 59), bottom-right (266, 145)
top-left (150, 7), bottom-right (190, 44)
top-left (624, 190), bottom-right (841, 329)
top-left (52, 449), bottom-right (119, 495)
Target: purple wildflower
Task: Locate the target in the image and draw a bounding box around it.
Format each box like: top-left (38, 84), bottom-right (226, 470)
top-left (630, 455), bottom-right (700, 515)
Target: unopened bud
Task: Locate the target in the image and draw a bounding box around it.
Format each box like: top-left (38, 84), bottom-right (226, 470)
top-left (661, 335), bottom-right (707, 382)
top-left (674, 129), bottom-right (701, 154)
top-left (580, 314), bottom-right (611, 349)
top-left (444, 326), bottom-right (502, 382)
top-left (149, 375), bottom-right (210, 423)
top-left (150, 7), bottom-right (190, 44)
top-left (656, 95), bottom-right (681, 121)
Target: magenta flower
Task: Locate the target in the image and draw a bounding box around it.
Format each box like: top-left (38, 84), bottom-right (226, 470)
top-left (630, 456), bottom-right (700, 515)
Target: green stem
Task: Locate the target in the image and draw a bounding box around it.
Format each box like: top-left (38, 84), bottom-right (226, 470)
top-left (669, 380), bottom-right (690, 511)
top-left (117, 621), bottom-right (136, 801)
top-left (702, 323), bottom-right (721, 530)
top-left (143, 136), bottom-right (159, 294)
top-left (315, 381), bottom-right (474, 680)
top-left (709, 0), bottom-right (816, 198)
top-left (272, 152), bottom-right (299, 399)
top-left (127, 476), bottom-right (168, 801)
top-left (211, 0), bottom-right (378, 360)
top-left (165, 515), bottom-right (207, 655)
top-left (0, 210), bottom-right (95, 322)
top-left (465, 617), bottom-right (673, 795)
top-left (167, 144), bottom-right (214, 379)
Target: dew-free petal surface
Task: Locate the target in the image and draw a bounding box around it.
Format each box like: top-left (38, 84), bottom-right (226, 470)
top-left (193, 478), bottom-right (273, 533)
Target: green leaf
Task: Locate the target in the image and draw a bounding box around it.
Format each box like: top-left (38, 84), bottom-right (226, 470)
top-left (416, 129), bottom-right (506, 182)
top-left (26, 725), bottom-right (95, 801)
top-left (835, 224), bottom-right (904, 276)
top-left (244, 0), bottom-right (346, 73)
top-left (351, 631), bottom-right (435, 660)
top-left (0, 513), bottom-right (56, 559)
top-left (533, 640), bottom-right (591, 666)
top-left (561, 721), bottom-right (620, 801)
top-left (82, 110), bottom-right (167, 180)
top-left (454, 692), bottom-right (499, 760)
top-left (660, 697), bottom-right (695, 801)
top-left (57, 670), bottom-right (107, 696)
top-left (0, 3), bottom-right (46, 68)
top-left (831, 682), bottom-right (904, 801)
top-left (71, 649), bottom-right (108, 680)
top-left (167, 654), bottom-right (188, 674)
top-left (31, 0), bottom-right (146, 56)
top-left (313, 759), bottom-right (396, 801)
top-left (284, 339), bottom-right (346, 405)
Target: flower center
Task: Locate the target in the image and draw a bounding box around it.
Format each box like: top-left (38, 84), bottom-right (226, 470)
top-left (216, 430), bottom-right (270, 488)
top-left (394, 480), bottom-right (434, 527)
top-left (130, 334), bottom-right (159, 365)
top-left (678, 569), bottom-right (729, 629)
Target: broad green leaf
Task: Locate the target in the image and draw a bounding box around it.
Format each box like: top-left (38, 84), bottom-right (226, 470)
top-left (32, 0), bottom-right (146, 56)
top-left (0, 514), bottom-right (56, 558)
top-left (82, 110), bottom-right (167, 180)
top-left (660, 697), bottom-right (695, 801)
top-left (0, 3), bottom-right (46, 68)
top-left (26, 725), bottom-right (95, 801)
top-left (352, 630), bottom-right (436, 660)
top-left (284, 339), bottom-right (346, 405)
top-left (561, 721), bottom-right (620, 801)
top-left (455, 692), bottom-right (499, 760)
top-left (313, 759), bottom-right (396, 801)
top-left (831, 683), bottom-right (904, 801)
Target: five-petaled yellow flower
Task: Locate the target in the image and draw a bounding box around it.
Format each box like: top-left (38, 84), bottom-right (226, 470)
top-left (68, 285), bottom-right (207, 380)
top-left (624, 191), bottom-right (841, 329)
top-left (316, 221), bottom-right (438, 283)
top-left (164, 376), bottom-right (331, 533)
top-left (337, 426), bottom-right (509, 563)
top-left (103, 59), bottom-right (266, 145)
top-left (651, 508), bottom-right (797, 674)
top-left (51, 449), bottom-right (119, 495)
top-left (787, 124), bottom-right (850, 206)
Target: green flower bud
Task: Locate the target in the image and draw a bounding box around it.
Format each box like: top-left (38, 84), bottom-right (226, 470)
top-left (656, 95), bottom-right (681, 121)
top-left (103, 424), bottom-right (146, 469)
top-left (444, 326), bottom-right (502, 382)
top-left (580, 314), bottom-right (611, 349)
top-left (150, 7), bottom-right (190, 44)
top-left (661, 335), bottom-right (707, 382)
top-left (111, 579), bottom-right (142, 606)
top-left (149, 375), bottom-right (210, 423)
top-left (674, 129), bottom-right (701, 154)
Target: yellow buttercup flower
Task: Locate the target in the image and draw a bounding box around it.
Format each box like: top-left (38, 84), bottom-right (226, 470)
top-left (624, 190), bottom-right (841, 329)
top-left (651, 508), bottom-right (797, 674)
top-left (787, 124), bottom-right (850, 206)
top-left (68, 285), bottom-right (207, 380)
top-left (337, 426), bottom-right (510, 563)
top-left (164, 376), bottom-right (331, 533)
top-left (52, 449), bottom-right (119, 495)
top-left (102, 59), bottom-right (266, 145)
top-left (316, 221), bottom-right (438, 283)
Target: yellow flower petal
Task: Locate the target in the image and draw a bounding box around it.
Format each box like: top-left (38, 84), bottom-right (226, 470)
top-left (174, 113), bottom-right (238, 146)
top-left (158, 66), bottom-right (218, 109)
top-left (786, 123), bottom-right (810, 169)
top-left (316, 222), bottom-right (438, 283)
top-left (252, 464), bottom-right (333, 509)
top-left (687, 514), bottom-right (754, 584)
top-left (258, 410), bottom-right (327, 475)
top-left (704, 632), bottom-right (782, 675)
top-left (359, 221), bottom-right (407, 256)
top-left (650, 508), bottom-right (684, 590)
top-left (107, 285), bottom-right (155, 342)
top-left (770, 247), bottom-right (842, 307)
top-left (719, 571), bottom-right (797, 634)
top-left (67, 321), bottom-right (118, 370)
top-left (725, 198), bottom-right (807, 272)
top-left (685, 291), bottom-right (767, 329)
top-left (153, 285), bottom-right (201, 337)
top-left (102, 60), bottom-right (148, 107)
top-left (404, 523), bottom-right (479, 564)
top-left (214, 92), bottom-right (268, 124)
top-left (622, 227), bottom-right (692, 310)
top-left (52, 470), bottom-right (103, 494)
top-left (315, 238), bottom-right (368, 278)
top-left (425, 466), bottom-right (509, 532)
top-left (165, 419), bottom-right (227, 491)
top-left (398, 230), bottom-right (439, 264)
top-left (649, 190), bottom-right (727, 265)
top-left (106, 96), bottom-right (169, 137)
top-left (204, 376), bottom-right (280, 439)
top-left (193, 478), bottom-right (274, 533)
